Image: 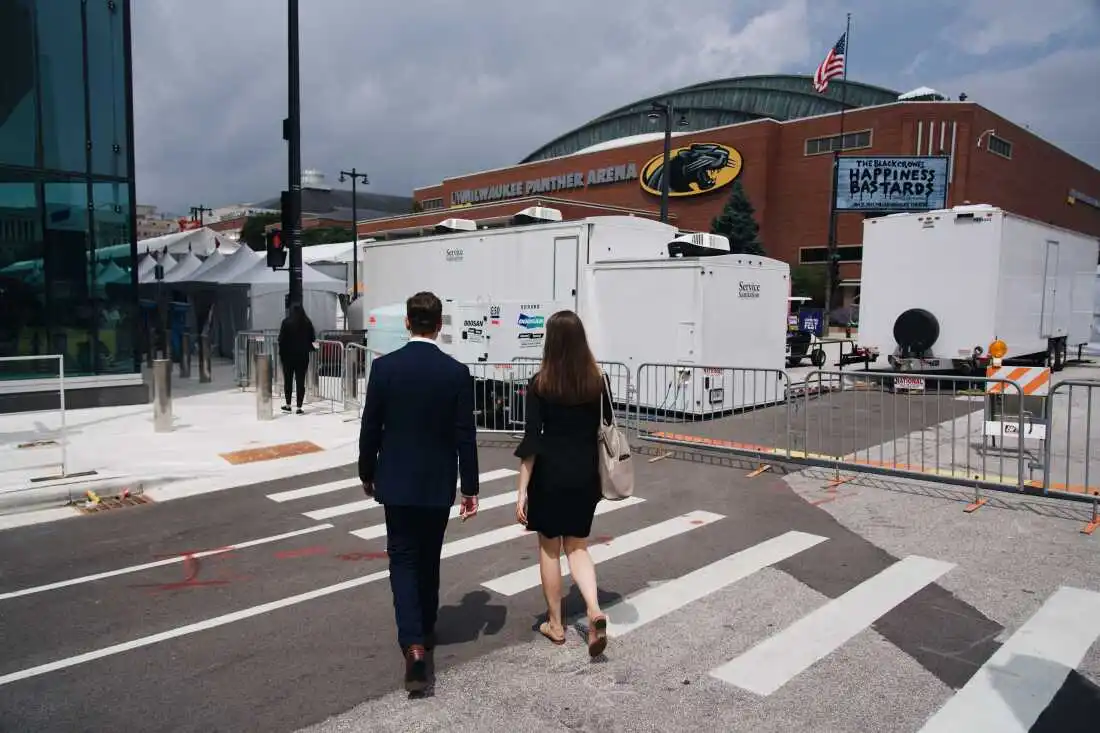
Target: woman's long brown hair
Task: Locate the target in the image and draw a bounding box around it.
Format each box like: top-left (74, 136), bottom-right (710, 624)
top-left (534, 310), bottom-right (603, 404)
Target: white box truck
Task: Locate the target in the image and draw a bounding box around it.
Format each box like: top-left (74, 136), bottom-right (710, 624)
top-left (858, 204), bottom-right (1099, 373)
top-left (354, 210), bottom-right (790, 420)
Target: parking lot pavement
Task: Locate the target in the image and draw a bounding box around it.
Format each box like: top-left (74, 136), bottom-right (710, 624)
top-left (3, 440), bottom-right (1097, 733)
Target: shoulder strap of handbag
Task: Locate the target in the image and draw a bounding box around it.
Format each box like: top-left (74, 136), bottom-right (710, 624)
top-left (600, 371), bottom-right (616, 428)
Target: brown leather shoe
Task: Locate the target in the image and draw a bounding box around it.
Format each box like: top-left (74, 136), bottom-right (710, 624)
top-left (404, 644), bottom-right (428, 692)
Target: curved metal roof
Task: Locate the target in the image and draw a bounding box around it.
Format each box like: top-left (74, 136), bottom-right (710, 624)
top-left (520, 75), bottom-right (900, 163)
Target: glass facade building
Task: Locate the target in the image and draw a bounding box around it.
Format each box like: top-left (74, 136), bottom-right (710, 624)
top-left (0, 0), bottom-right (138, 393)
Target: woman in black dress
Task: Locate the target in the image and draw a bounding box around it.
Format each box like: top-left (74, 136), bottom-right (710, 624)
top-left (514, 310), bottom-right (612, 657)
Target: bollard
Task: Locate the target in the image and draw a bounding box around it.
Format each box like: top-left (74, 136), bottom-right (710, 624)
top-left (198, 333), bottom-right (212, 383)
top-left (152, 359), bottom-right (173, 432)
top-left (255, 353), bottom-right (273, 420)
top-left (179, 332), bottom-right (192, 378)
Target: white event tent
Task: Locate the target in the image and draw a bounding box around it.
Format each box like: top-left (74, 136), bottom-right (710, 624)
top-left (221, 257), bottom-right (344, 335)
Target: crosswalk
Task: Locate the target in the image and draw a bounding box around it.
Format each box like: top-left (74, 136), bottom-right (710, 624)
top-left (263, 469), bottom-right (1100, 730)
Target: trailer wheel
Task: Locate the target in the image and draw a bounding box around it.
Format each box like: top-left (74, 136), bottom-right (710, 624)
top-left (1053, 338), bottom-right (1067, 372)
top-left (810, 349), bottom-right (826, 367)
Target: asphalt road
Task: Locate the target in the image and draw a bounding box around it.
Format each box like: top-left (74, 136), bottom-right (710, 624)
top-left (1, 445), bottom-right (1097, 733)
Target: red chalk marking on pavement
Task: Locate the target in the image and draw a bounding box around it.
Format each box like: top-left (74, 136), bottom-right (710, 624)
top-left (690, 520), bottom-right (705, 525)
top-left (337, 551), bottom-right (388, 561)
top-left (274, 546), bottom-right (328, 559)
top-left (130, 549), bottom-right (239, 592)
top-left (593, 535), bottom-right (614, 545)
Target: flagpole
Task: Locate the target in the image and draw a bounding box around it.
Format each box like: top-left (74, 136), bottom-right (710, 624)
top-left (823, 11), bottom-right (851, 327)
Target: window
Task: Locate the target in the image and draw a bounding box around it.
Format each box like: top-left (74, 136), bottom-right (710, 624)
top-left (85, 0), bottom-right (128, 177)
top-left (43, 182), bottom-right (94, 376)
top-left (798, 245), bottom-right (863, 264)
top-left (92, 181), bottom-right (135, 374)
top-left (418, 198), bottom-right (443, 211)
top-left (987, 134), bottom-right (1012, 159)
top-left (0, 0), bottom-right (39, 166)
top-left (804, 129), bottom-right (873, 156)
top-left (0, 180), bottom-right (44, 378)
top-left (36, 0), bottom-right (87, 173)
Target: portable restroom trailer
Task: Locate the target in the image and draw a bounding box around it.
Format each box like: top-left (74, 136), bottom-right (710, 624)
top-left (858, 205), bottom-right (1099, 373)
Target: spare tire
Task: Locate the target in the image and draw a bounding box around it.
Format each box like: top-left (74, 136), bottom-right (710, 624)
top-left (893, 308), bottom-right (940, 355)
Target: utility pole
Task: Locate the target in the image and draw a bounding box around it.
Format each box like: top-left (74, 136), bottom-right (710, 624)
top-left (285, 0), bottom-right (303, 306)
top-left (338, 168), bottom-right (368, 300)
top-left (649, 101), bottom-right (687, 224)
top-left (189, 205), bottom-right (212, 226)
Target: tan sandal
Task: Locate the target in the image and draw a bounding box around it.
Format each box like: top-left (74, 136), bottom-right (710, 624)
top-left (587, 615), bottom-right (608, 657)
top-left (539, 621), bottom-right (566, 645)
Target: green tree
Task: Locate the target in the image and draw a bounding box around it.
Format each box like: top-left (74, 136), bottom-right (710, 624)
top-left (302, 226), bottom-right (354, 246)
top-left (239, 212), bottom-right (280, 250)
top-left (789, 265), bottom-right (827, 306)
top-left (709, 180), bottom-right (764, 255)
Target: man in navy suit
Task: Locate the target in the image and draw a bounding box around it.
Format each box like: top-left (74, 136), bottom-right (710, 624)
top-left (359, 291), bottom-right (480, 692)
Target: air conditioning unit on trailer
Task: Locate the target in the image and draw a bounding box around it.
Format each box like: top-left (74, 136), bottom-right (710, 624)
top-left (511, 206), bottom-right (563, 225)
top-left (668, 232), bottom-right (731, 257)
top-left (434, 218), bottom-right (477, 234)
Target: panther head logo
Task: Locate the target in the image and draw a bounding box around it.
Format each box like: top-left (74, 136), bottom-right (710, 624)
top-left (642, 143), bottom-right (738, 195)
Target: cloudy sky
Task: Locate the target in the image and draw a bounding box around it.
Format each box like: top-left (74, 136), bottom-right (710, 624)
top-left (131, 0), bottom-right (1100, 214)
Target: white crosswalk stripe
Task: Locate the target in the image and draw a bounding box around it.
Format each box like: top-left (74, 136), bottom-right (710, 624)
top-left (245, 468), bottom-right (1097, 719)
top-left (917, 585), bottom-right (1100, 733)
top-left (709, 555), bottom-right (955, 695)
top-left (483, 510), bottom-right (724, 596)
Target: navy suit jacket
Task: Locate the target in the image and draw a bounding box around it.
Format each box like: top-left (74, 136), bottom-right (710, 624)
top-left (358, 339), bottom-right (479, 507)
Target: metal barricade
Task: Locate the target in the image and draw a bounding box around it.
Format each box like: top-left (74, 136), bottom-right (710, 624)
top-left (1042, 380), bottom-right (1100, 506)
top-left (305, 340), bottom-right (347, 413)
top-left (508, 357), bottom-right (634, 430)
top-left (343, 343), bottom-right (372, 416)
top-left (234, 331), bottom-right (279, 389)
top-left (467, 362), bottom-right (539, 433)
top-left (632, 363), bottom-right (790, 455)
top-left (0, 354), bottom-right (67, 479)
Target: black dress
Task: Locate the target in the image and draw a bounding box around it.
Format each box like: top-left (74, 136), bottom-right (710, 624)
top-left (514, 372), bottom-right (612, 539)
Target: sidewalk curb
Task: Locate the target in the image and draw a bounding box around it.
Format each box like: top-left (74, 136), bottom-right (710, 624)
top-left (0, 474), bottom-right (178, 516)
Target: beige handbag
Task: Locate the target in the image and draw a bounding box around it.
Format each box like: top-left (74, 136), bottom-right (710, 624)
top-left (598, 373), bottom-right (634, 501)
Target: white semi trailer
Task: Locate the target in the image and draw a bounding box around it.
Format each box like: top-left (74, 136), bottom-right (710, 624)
top-left (858, 204), bottom-right (1099, 373)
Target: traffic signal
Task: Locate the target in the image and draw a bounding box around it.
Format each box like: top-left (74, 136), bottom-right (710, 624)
top-left (266, 229), bottom-right (286, 269)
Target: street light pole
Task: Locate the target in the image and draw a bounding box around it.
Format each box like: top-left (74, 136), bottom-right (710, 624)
top-left (649, 101), bottom-right (686, 224)
top-left (285, 0), bottom-right (303, 307)
top-left (339, 168), bottom-right (369, 300)
top-left (189, 205), bottom-right (212, 226)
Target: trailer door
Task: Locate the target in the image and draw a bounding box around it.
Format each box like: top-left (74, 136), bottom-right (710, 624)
top-left (553, 236), bottom-right (578, 306)
top-left (1041, 239), bottom-right (1061, 337)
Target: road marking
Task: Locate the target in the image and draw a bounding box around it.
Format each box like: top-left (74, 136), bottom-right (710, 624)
top-left (267, 468), bottom-right (517, 504)
top-left (709, 555), bottom-right (955, 696)
top-left (296, 469), bottom-right (519, 519)
top-left (577, 531), bottom-right (827, 636)
top-left (0, 524), bottom-right (334, 602)
top-left (266, 479), bottom-right (359, 503)
top-left (0, 498), bottom-right (631, 687)
top-left (349, 490), bottom-right (519, 541)
top-left (917, 586), bottom-right (1100, 733)
top-left (303, 498), bottom-right (378, 521)
top-left (483, 509), bottom-right (722, 596)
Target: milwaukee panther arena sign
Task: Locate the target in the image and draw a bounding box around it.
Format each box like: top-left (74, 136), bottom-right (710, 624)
top-left (449, 163), bottom-right (639, 206)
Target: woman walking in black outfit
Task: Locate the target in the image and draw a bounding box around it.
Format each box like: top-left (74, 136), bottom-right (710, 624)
top-left (277, 304), bottom-right (316, 414)
top-left (514, 310), bottom-right (611, 657)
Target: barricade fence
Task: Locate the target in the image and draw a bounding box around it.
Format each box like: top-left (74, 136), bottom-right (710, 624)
top-left (228, 331), bottom-right (1095, 508)
top-left (0, 354), bottom-right (67, 480)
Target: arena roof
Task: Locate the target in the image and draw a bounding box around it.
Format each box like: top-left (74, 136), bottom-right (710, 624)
top-left (520, 74), bottom-right (901, 163)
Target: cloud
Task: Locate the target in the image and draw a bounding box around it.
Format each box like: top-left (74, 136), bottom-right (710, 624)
top-left (939, 0), bottom-right (1099, 55)
top-left (132, 0), bottom-right (816, 211)
top-left (131, 0), bottom-right (1099, 214)
top-left (932, 45), bottom-right (1100, 166)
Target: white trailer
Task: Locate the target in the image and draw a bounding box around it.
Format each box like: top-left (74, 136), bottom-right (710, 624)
top-left (348, 213), bottom-right (675, 327)
top-left (858, 204), bottom-right (1099, 373)
top-left (354, 211), bottom-right (790, 418)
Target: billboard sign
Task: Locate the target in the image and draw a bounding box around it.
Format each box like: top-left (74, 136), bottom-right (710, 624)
top-left (640, 143), bottom-right (743, 198)
top-left (835, 155), bottom-right (949, 212)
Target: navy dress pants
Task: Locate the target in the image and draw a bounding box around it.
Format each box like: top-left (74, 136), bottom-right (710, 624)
top-left (383, 504), bottom-right (451, 650)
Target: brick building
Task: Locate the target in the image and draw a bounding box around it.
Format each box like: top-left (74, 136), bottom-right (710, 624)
top-left (357, 75), bottom-right (1100, 307)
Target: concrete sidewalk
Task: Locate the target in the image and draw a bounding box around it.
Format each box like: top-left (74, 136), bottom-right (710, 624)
top-left (0, 365), bottom-right (362, 524)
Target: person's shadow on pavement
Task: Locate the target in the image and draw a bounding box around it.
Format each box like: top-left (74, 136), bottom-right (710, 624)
top-left (434, 589), bottom-right (508, 647)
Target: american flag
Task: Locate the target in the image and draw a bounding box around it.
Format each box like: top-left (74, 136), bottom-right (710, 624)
top-left (813, 32), bottom-right (846, 93)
